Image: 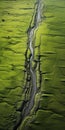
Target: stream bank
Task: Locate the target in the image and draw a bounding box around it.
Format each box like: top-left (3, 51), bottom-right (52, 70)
top-left (13, 0), bottom-right (43, 130)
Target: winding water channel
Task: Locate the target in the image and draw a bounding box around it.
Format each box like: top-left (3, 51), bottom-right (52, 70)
top-left (27, 0), bottom-right (42, 116)
top-left (13, 0), bottom-right (42, 129)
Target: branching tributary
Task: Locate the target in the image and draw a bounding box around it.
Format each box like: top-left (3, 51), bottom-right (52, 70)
top-left (13, 0), bottom-right (42, 129)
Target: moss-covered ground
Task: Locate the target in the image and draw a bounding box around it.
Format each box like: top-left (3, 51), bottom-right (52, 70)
top-left (26, 0), bottom-right (65, 130)
top-left (0, 0), bottom-right (35, 129)
top-left (0, 0), bottom-right (65, 130)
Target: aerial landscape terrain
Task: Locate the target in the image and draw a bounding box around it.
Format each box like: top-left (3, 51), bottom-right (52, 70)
top-left (0, 0), bottom-right (65, 130)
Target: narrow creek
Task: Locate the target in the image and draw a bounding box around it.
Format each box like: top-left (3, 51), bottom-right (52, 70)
top-left (13, 0), bottom-right (42, 129)
top-left (26, 0), bottom-right (42, 116)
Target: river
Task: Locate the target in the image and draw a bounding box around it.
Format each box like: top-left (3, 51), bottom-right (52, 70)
top-left (13, 0), bottom-right (42, 129)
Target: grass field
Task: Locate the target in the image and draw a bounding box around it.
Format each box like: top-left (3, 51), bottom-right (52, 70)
top-left (0, 0), bottom-right (65, 130)
top-left (0, 0), bottom-right (35, 129)
top-left (26, 0), bottom-right (65, 130)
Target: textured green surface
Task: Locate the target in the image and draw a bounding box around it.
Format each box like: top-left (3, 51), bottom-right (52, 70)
top-left (26, 0), bottom-right (65, 130)
top-left (0, 0), bottom-right (65, 130)
top-left (0, 0), bottom-right (35, 129)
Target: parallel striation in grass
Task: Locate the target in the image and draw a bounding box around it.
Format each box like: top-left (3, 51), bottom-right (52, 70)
top-left (25, 0), bottom-right (65, 130)
top-left (0, 0), bottom-right (36, 129)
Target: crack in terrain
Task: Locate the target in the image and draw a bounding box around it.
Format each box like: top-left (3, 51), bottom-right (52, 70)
top-left (13, 0), bottom-right (43, 129)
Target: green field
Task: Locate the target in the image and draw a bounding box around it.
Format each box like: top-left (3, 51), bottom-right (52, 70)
top-left (0, 0), bottom-right (65, 130)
